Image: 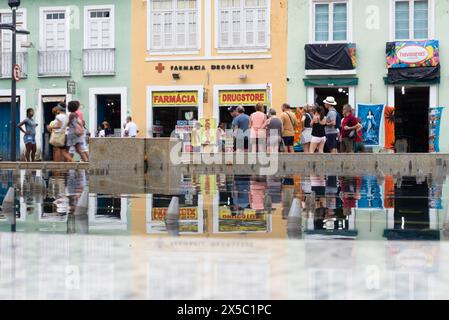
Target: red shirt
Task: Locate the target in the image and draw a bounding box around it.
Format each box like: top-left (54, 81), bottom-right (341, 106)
top-left (340, 113), bottom-right (358, 138)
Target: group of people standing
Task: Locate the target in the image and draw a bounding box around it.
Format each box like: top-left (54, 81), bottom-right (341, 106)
top-left (224, 96), bottom-right (365, 154)
top-left (18, 101), bottom-right (89, 162)
top-left (300, 97), bottom-right (365, 154)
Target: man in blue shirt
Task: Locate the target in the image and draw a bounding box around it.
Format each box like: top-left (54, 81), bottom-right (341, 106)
top-left (232, 106), bottom-right (250, 152)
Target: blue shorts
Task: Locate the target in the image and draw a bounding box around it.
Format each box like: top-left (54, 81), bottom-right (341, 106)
top-left (325, 133), bottom-right (339, 150)
top-left (24, 135), bottom-right (36, 145)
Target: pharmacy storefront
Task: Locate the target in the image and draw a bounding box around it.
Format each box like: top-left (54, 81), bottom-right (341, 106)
top-left (213, 85), bottom-right (272, 129)
top-left (147, 86), bottom-right (204, 137)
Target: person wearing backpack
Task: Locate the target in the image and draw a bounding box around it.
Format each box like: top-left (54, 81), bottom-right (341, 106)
top-left (280, 103), bottom-right (298, 153)
top-left (323, 97), bottom-right (339, 154)
top-left (67, 100), bottom-right (89, 162)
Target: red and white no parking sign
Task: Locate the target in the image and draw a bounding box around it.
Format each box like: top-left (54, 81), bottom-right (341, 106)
top-left (13, 64), bottom-right (21, 82)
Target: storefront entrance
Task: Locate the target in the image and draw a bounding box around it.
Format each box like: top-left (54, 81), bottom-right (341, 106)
top-left (219, 105), bottom-right (257, 129)
top-left (96, 95), bottom-right (121, 136)
top-left (149, 89), bottom-right (201, 138)
top-left (394, 86), bottom-right (429, 153)
top-left (215, 88), bottom-right (268, 129)
top-left (153, 107), bottom-right (198, 137)
top-left (42, 96), bottom-right (66, 161)
top-left (314, 87), bottom-right (350, 114)
top-left (0, 98), bottom-right (20, 161)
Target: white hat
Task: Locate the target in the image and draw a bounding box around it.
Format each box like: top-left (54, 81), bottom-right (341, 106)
top-left (323, 96), bottom-right (337, 106)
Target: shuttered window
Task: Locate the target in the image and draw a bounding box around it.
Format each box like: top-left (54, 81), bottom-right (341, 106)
top-left (313, 1), bottom-right (348, 43)
top-left (218, 0), bottom-right (269, 50)
top-left (394, 0), bottom-right (429, 40)
top-left (86, 8), bottom-right (114, 49)
top-left (149, 0), bottom-right (199, 51)
top-left (42, 9), bottom-right (68, 50)
top-left (0, 11), bottom-right (26, 53)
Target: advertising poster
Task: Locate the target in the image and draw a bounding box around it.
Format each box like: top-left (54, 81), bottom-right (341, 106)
top-left (384, 106), bottom-right (395, 150)
top-left (386, 40), bottom-right (440, 69)
top-left (199, 118), bottom-right (217, 146)
top-left (216, 207), bottom-right (270, 233)
top-left (357, 176), bottom-right (383, 209)
top-left (357, 104), bottom-right (384, 146)
top-left (429, 107), bottom-right (443, 153)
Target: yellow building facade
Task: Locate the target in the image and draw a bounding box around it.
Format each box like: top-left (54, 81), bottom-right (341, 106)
top-left (131, 0), bottom-right (288, 137)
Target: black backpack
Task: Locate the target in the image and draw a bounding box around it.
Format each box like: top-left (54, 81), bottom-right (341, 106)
top-left (335, 111), bottom-right (342, 130)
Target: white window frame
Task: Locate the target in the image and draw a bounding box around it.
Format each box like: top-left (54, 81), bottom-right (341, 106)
top-left (390, 0), bottom-right (434, 41)
top-left (83, 5), bottom-right (115, 49)
top-left (147, 0), bottom-right (202, 55)
top-left (0, 8), bottom-right (27, 52)
top-left (214, 0), bottom-right (271, 53)
top-left (39, 6), bottom-right (71, 51)
top-left (310, 0), bottom-right (352, 44)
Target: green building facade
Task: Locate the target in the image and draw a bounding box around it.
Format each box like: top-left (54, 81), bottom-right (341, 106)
top-left (288, 0), bottom-right (449, 153)
top-left (0, 0), bottom-right (131, 160)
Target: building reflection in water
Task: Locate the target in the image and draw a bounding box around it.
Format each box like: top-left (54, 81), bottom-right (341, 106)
top-left (0, 170), bottom-right (129, 235)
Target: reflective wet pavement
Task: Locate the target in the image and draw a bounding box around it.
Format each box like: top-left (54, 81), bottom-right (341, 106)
top-left (0, 170), bottom-right (448, 299)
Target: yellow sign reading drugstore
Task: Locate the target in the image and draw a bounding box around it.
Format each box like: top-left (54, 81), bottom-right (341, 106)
top-left (219, 90), bottom-right (267, 106)
top-left (152, 91), bottom-right (198, 106)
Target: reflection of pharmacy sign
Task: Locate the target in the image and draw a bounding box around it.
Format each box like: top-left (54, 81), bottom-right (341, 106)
top-left (152, 91), bottom-right (198, 106)
top-left (219, 90), bottom-right (267, 106)
top-left (216, 207), bottom-right (270, 233)
top-left (152, 207), bottom-right (198, 220)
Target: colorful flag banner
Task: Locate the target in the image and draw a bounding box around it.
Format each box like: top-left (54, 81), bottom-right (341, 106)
top-left (384, 106), bottom-right (395, 150)
top-left (357, 104), bottom-right (384, 147)
top-left (429, 107), bottom-right (443, 153)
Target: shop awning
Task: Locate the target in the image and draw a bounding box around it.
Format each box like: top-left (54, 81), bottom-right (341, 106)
top-left (0, 97), bottom-right (19, 103)
top-left (384, 65), bottom-right (440, 85)
top-left (303, 77), bottom-right (359, 87)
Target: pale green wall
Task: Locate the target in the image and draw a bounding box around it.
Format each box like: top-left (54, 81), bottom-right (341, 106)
top-left (0, 0), bottom-right (132, 130)
top-left (288, 0), bottom-right (449, 153)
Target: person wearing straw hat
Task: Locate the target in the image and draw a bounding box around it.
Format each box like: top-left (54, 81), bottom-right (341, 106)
top-left (323, 96), bottom-right (339, 154)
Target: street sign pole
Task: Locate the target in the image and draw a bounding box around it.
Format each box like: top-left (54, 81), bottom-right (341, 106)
top-left (10, 6), bottom-right (17, 162)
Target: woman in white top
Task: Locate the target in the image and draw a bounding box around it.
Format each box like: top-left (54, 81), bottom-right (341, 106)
top-left (47, 104), bottom-right (73, 162)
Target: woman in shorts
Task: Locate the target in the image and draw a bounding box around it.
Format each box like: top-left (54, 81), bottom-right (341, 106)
top-left (17, 108), bottom-right (38, 162)
top-left (300, 104), bottom-right (314, 153)
top-left (309, 106), bottom-right (327, 153)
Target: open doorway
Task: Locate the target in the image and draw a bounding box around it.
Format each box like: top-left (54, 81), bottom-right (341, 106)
top-left (394, 86), bottom-right (429, 153)
top-left (0, 98), bottom-right (20, 161)
top-left (314, 87), bottom-right (349, 115)
top-left (96, 95), bottom-right (121, 136)
top-left (153, 107), bottom-right (198, 137)
top-left (219, 105), bottom-right (262, 129)
top-left (42, 96), bottom-right (66, 161)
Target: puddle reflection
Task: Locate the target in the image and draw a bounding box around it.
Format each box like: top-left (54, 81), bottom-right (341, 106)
top-left (0, 170), bottom-right (447, 241)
